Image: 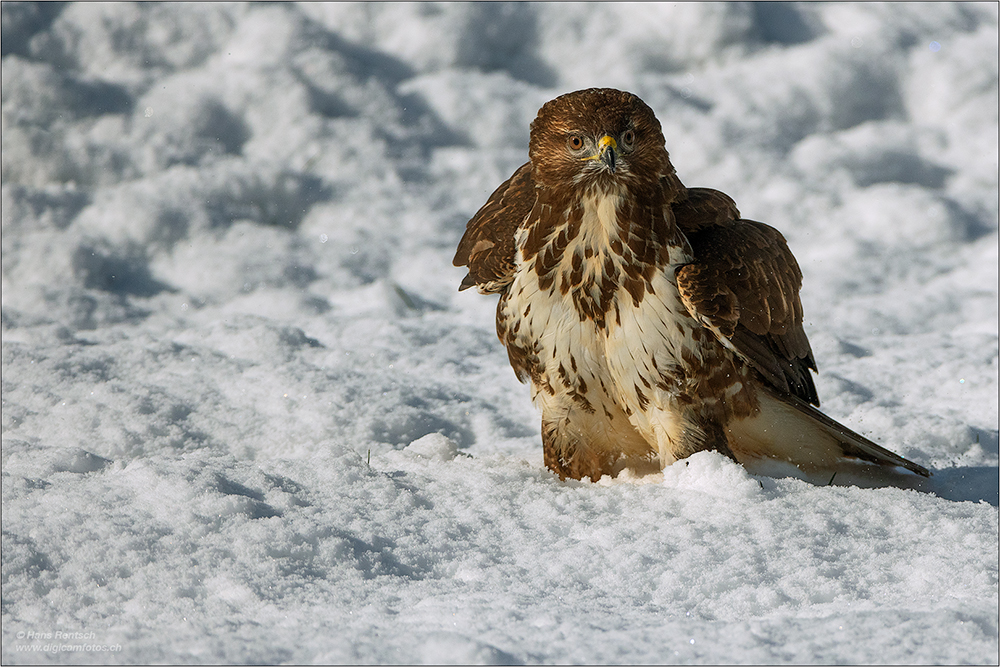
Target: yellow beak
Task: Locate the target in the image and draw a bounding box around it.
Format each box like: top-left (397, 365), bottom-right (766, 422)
top-left (588, 135), bottom-right (618, 172)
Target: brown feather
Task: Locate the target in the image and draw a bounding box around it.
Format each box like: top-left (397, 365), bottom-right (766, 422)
top-left (454, 162), bottom-right (535, 293)
top-left (672, 187), bottom-right (741, 233)
top-left (674, 217), bottom-right (820, 405)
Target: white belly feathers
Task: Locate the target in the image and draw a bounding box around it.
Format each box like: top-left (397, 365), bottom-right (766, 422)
top-left (503, 189), bottom-right (700, 432)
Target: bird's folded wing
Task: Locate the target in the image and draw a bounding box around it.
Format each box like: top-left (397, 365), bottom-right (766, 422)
top-left (454, 162), bottom-right (535, 293)
top-left (670, 186), bottom-right (741, 232)
top-left (674, 191), bottom-right (820, 406)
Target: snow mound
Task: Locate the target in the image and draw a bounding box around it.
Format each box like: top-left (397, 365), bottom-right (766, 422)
top-left (660, 451), bottom-right (766, 500)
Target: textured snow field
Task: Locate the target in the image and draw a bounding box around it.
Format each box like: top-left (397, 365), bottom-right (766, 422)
top-left (2, 2), bottom-right (998, 664)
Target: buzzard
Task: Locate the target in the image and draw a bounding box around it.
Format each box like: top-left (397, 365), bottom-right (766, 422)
top-left (454, 88), bottom-right (929, 482)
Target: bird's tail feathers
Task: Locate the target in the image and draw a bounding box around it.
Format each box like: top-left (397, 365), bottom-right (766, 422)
top-left (727, 388), bottom-right (930, 478)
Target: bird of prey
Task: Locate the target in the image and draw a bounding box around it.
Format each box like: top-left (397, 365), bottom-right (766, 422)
top-left (454, 87), bottom-right (929, 482)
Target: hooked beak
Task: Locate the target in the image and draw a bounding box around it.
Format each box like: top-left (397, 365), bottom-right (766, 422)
top-left (588, 135), bottom-right (618, 173)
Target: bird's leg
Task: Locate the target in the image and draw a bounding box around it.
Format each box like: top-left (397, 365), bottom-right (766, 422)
top-left (655, 408), bottom-right (739, 465)
top-left (541, 417), bottom-right (618, 481)
top-left (692, 416), bottom-right (740, 462)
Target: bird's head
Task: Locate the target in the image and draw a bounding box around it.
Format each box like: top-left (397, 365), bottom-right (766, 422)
top-left (528, 88), bottom-right (672, 194)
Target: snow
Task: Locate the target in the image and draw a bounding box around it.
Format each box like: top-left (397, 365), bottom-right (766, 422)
top-left (1, 2), bottom-right (997, 664)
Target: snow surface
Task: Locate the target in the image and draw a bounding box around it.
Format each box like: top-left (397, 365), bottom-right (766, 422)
top-left (2, 2), bottom-right (998, 664)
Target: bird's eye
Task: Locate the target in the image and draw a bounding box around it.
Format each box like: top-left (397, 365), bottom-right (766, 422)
top-left (622, 129), bottom-right (636, 147)
top-left (567, 135), bottom-right (585, 152)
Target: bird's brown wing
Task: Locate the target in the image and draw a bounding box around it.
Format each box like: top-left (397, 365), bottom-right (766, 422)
top-left (454, 162), bottom-right (535, 293)
top-left (673, 189), bottom-right (819, 406)
top-left (671, 186), bottom-right (741, 233)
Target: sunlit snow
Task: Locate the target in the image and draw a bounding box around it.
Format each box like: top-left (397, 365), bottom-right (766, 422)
top-left (2, 3), bottom-right (997, 664)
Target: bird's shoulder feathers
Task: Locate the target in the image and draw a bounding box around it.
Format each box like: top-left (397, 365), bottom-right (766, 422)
top-left (673, 188), bottom-right (820, 405)
top-left (453, 162), bottom-right (535, 293)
